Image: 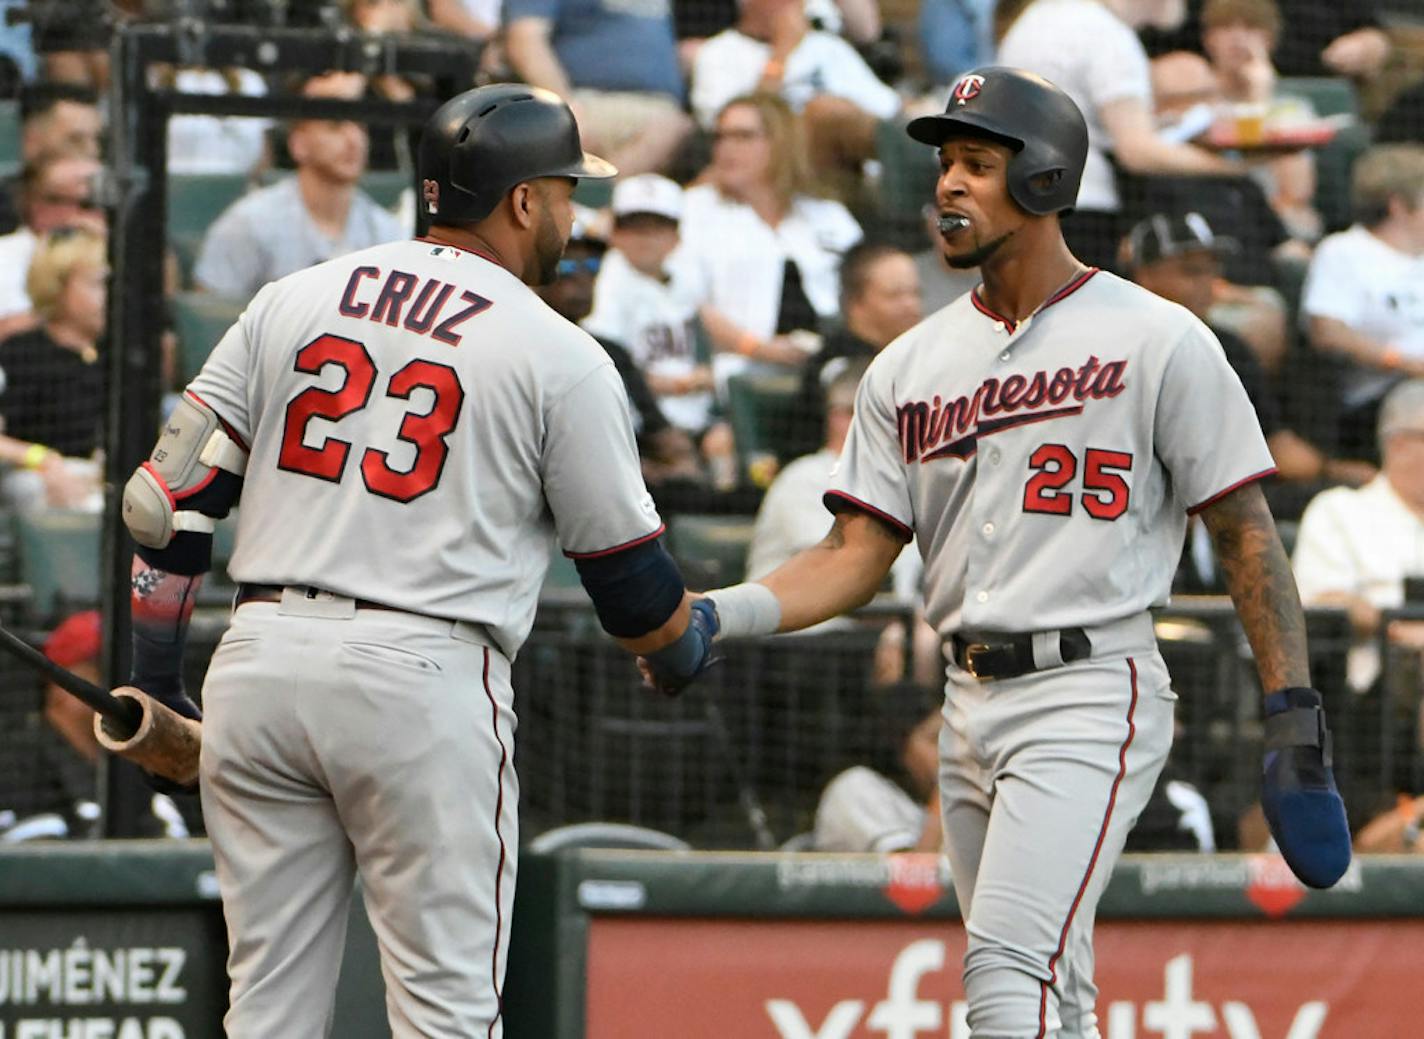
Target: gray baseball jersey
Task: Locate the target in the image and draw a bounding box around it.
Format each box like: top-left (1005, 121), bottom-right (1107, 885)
top-left (825, 268), bottom-right (1274, 1038)
top-left (191, 236), bottom-right (662, 1036)
top-left (827, 269), bottom-right (1275, 640)
top-left (189, 237), bottom-right (663, 658)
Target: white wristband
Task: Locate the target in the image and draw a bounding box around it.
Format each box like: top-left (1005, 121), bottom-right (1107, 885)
top-left (706, 582), bottom-right (782, 639)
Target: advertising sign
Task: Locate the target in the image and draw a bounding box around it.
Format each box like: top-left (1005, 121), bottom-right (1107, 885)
top-left (0, 911), bottom-right (227, 1038)
top-left (587, 916), bottom-right (1422, 1038)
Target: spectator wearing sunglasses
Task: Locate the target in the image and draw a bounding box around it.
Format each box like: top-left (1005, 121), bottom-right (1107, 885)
top-left (538, 224), bottom-right (703, 487)
top-left (0, 150), bottom-right (103, 340)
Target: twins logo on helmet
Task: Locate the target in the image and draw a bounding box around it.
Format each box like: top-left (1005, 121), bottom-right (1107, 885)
top-left (952, 74), bottom-right (985, 104)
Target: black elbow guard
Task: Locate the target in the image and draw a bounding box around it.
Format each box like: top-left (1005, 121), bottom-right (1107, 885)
top-left (573, 538), bottom-right (686, 638)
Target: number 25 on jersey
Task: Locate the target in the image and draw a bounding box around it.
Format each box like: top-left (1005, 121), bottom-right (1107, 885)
top-left (1022, 443), bottom-right (1132, 520)
top-left (279, 333), bottom-right (466, 503)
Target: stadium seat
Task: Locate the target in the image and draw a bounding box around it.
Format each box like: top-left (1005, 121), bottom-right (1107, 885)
top-left (1277, 77), bottom-right (1359, 119)
top-left (167, 174), bottom-right (250, 285)
top-left (1277, 77), bottom-right (1369, 234)
top-left (0, 100), bottom-right (19, 169)
top-left (526, 821), bottom-right (691, 853)
top-left (13, 509), bottom-right (101, 622)
top-left (170, 291), bottom-right (245, 384)
top-left (725, 370), bottom-right (801, 475)
top-left (360, 169), bottom-right (412, 211)
top-left (666, 513), bottom-right (757, 589)
top-left (1311, 121), bottom-right (1371, 235)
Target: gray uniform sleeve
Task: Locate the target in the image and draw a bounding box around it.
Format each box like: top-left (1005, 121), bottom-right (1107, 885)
top-left (823, 363), bottom-right (914, 540)
top-left (1154, 320), bottom-right (1277, 513)
top-left (544, 361), bottom-right (664, 558)
top-left (185, 286), bottom-right (265, 447)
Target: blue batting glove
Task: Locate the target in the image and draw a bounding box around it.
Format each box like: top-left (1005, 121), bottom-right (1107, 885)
top-left (1261, 687), bottom-right (1351, 889)
top-left (643, 598), bottom-right (720, 697)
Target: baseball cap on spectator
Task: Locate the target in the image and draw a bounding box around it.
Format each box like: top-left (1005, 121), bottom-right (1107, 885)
top-left (1120, 212), bottom-right (1239, 271)
top-left (570, 203), bottom-right (609, 252)
top-left (611, 174), bottom-right (683, 224)
top-left (43, 610), bottom-right (101, 668)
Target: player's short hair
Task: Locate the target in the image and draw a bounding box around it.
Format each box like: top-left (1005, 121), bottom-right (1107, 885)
top-left (19, 82), bottom-right (99, 124)
top-left (1201, 0), bottom-right (1282, 41)
top-left (839, 242), bottom-right (909, 311)
top-left (1378, 379), bottom-right (1424, 445)
top-left (27, 227), bottom-right (106, 322)
top-left (1351, 145), bottom-right (1424, 227)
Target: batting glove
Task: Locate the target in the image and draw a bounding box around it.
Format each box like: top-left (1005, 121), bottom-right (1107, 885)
top-left (1261, 686), bottom-right (1351, 889)
top-left (642, 598), bottom-right (720, 697)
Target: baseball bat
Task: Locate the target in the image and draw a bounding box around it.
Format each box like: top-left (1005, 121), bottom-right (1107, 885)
top-left (0, 620), bottom-right (201, 786)
top-left (0, 621), bottom-right (142, 735)
top-left (700, 696), bottom-right (779, 851)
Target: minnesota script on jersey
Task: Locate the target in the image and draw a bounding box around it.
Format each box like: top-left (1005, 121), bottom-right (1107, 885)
top-left (188, 239), bottom-right (663, 658)
top-left (826, 269), bottom-right (1275, 636)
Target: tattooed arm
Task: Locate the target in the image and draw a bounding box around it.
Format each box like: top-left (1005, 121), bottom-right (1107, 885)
top-left (758, 510), bottom-right (907, 632)
top-left (1199, 482), bottom-right (1311, 692)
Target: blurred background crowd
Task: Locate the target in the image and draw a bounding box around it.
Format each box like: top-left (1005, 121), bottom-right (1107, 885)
top-left (0, 0), bottom-right (1423, 858)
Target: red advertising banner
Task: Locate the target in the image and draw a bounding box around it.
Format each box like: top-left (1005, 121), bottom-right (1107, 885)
top-left (587, 916), bottom-right (1423, 1037)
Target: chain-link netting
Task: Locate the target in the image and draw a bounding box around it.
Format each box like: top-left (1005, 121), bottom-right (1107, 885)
top-left (0, 0), bottom-right (1420, 851)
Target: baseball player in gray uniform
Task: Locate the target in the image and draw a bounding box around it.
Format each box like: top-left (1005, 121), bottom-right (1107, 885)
top-left (114, 85), bottom-right (716, 1037)
top-left (668, 68), bottom-right (1352, 1037)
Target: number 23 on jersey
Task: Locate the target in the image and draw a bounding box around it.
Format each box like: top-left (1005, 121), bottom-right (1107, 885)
top-left (278, 333), bottom-right (466, 503)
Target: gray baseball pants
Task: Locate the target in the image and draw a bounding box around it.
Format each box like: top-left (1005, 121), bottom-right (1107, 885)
top-left (938, 617), bottom-right (1174, 1038)
top-left (199, 590), bottom-right (518, 1038)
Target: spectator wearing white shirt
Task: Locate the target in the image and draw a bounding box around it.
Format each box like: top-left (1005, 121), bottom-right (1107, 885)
top-left (994, 0), bottom-right (1244, 271)
top-left (690, 0), bottom-right (900, 203)
top-left (192, 73), bottom-right (404, 301)
top-left (427, 0), bottom-right (501, 39)
top-left (747, 361), bottom-right (921, 597)
top-left (813, 682), bottom-right (943, 853)
top-left (676, 94), bottom-right (862, 391)
top-left (690, 0), bottom-right (900, 126)
top-left (585, 174), bottom-right (739, 486)
top-left (1292, 380), bottom-right (1424, 694)
top-left (587, 175), bottom-right (712, 435)
top-left (1301, 145), bottom-right (1424, 462)
top-left (158, 66), bottom-right (273, 176)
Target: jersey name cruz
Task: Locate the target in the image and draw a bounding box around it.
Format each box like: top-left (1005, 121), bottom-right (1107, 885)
top-left (896, 354), bottom-right (1128, 464)
top-left (338, 265), bottom-right (492, 347)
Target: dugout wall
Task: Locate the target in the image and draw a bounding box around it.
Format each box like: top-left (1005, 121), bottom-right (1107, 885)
top-left (2, 842), bottom-right (1423, 1037)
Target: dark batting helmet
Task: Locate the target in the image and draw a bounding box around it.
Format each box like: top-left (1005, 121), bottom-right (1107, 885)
top-left (906, 66), bottom-right (1089, 216)
top-left (418, 83), bottom-right (616, 225)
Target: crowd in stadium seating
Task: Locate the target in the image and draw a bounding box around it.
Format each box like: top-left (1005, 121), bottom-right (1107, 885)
top-left (0, 0), bottom-right (1422, 851)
